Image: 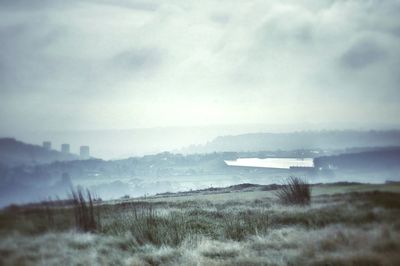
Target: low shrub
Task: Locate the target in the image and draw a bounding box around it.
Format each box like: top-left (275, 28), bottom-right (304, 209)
top-left (276, 176), bottom-right (311, 205)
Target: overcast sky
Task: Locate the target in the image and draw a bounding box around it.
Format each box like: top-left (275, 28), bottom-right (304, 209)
top-left (1, 0), bottom-right (400, 135)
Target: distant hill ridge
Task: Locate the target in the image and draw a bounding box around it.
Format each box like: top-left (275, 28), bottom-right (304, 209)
top-left (0, 138), bottom-right (79, 166)
top-left (182, 130), bottom-right (400, 153)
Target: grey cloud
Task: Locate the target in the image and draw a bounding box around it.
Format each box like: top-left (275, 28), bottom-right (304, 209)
top-left (258, 17), bottom-right (314, 47)
top-left (112, 48), bottom-right (162, 73)
top-left (0, 21), bottom-right (67, 93)
top-left (0, 21), bottom-right (63, 52)
top-left (1, 0), bottom-right (400, 133)
top-left (340, 41), bottom-right (386, 69)
top-left (210, 14), bottom-right (231, 25)
top-left (0, 0), bottom-right (158, 12)
top-left (86, 0), bottom-right (159, 12)
top-left (390, 27), bottom-right (400, 38)
top-left (0, 0), bottom-right (71, 11)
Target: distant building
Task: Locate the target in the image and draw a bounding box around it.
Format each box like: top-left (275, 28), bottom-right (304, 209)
top-left (80, 146), bottom-right (90, 159)
top-left (61, 144), bottom-right (70, 154)
top-left (43, 141), bottom-right (51, 150)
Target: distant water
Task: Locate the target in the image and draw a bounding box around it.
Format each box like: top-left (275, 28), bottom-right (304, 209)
top-left (224, 157), bottom-right (314, 169)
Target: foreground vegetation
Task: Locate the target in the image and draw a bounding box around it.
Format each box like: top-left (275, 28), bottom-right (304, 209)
top-left (1, 183), bottom-right (400, 265)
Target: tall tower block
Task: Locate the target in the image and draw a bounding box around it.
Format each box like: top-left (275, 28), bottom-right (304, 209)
top-left (80, 146), bottom-right (90, 159)
top-left (61, 144), bottom-right (70, 154)
top-left (43, 141), bottom-right (51, 150)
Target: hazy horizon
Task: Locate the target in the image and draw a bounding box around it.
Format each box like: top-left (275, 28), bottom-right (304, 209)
top-left (2, 122), bottom-right (400, 159)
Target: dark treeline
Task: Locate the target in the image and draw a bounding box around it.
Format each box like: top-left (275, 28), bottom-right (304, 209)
top-left (314, 148), bottom-right (400, 171)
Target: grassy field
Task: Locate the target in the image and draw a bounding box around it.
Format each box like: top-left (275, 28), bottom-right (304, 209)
top-left (1, 183), bottom-right (400, 265)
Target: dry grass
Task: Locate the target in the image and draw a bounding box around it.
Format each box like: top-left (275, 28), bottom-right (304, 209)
top-left (1, 224), bottom-right (399, 266)
top-left (1, 185), bottom-right (400, 265)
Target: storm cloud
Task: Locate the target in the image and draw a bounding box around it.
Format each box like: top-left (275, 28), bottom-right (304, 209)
top-left (0, 0), bottom-right (399, 134)
top-left (341, 41), bottom-right (385, 69)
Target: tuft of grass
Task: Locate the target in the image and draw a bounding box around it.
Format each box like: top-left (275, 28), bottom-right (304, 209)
top-left (71, 187), bottom-right (99, 232)
top-left (276, 176), bottom-right (311, 205)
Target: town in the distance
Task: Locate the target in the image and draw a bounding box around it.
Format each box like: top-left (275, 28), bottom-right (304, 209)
top-left (1, 129), bottom-right (400, 208)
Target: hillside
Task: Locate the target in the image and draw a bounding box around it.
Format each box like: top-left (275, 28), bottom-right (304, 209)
top-left (182, 130), bottom-right (400, 153)
top-left (1, 183), bottom-right (400, 265)
top-left (0, 138), bottom-right (80, 166)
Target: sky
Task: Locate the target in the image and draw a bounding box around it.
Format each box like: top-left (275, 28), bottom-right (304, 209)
top-left (1, 0), bottom-right (400, 136)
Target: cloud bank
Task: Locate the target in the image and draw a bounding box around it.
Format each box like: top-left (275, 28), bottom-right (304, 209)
top-left (0, 0), bottom-right (399, 133)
